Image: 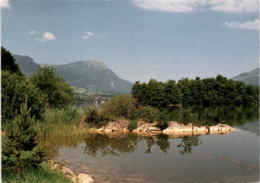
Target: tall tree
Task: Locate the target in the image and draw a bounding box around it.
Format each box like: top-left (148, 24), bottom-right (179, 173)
top-left (31, 65), bottom-right (74, 108)
top-left (1, 47), bottom-right (22, 76)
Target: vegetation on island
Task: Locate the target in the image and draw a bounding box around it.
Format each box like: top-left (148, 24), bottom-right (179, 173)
top-left (132, 76), bottom-right (259, 106)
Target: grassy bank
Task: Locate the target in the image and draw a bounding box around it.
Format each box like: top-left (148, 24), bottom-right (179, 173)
top-left (3, 162), bottom-right (72, 183)
top-left (35, 106), bottom-right (90, 136)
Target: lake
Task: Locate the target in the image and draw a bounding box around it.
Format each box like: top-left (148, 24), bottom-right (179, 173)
top-left (43, 106), bottom-right (259, 183)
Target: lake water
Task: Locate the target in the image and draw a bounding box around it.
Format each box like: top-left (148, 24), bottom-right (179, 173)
top-left (44, 106), bottom-right (259, 183)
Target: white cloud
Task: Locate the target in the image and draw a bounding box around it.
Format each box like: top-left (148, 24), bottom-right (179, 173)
top-left (132, 0), bottom-right (258, 13)
top-left (225, 19), bottom-right (259, 30)
top-left (29, 30), bottom-right (36, 35)
top-left (37, 32), bottom-right (56, 41)
top-left (0, 0), bottom-right (10, 8)
top-left (82, 32), bottom-right (95, 40)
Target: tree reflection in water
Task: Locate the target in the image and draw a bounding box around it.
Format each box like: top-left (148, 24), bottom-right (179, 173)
top-left (83, 133), bottom-right (200, 156)
top-left (176, 136), bottom-right (201, 155)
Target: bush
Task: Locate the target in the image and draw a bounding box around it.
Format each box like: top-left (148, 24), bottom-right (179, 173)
top-left (137, 106), bottom-right (159, 123)
top-left (102, 94), bottom-right (137, 120)
top-left (2, 71), bottom-right (45, 125)
top-left (2, 102), bottom-right (45, 174)
top-left (128, 120), bottom-right (137, 131)
top-left (31, 65), bottom-right (74, 108)
top-left (84, 107), bottom-right (108, 127)
top-left (156, 110), bottom-right (170, 130)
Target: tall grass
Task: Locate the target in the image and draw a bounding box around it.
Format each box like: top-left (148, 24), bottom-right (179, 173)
top-left (35, 106), bottom-right (90, 136)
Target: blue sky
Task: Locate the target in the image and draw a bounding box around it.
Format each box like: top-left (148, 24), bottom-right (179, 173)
top-left (1, 0), bottom-right (259, 82)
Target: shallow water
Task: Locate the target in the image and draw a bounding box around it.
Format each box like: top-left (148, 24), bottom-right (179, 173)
top-left (44, 106), bottom-right (259, 183)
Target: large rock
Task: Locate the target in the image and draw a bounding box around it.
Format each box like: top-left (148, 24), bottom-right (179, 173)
top-left (209, 124), bottom-right (233, 134)
top-left (62, 167), bottom-right (74, 176)
top-left (133, 122), bottom-right (161, 133)
top-left (91, 120), bottom-right (129, 133)
top-left (78, 173), bottom-right (94, 183)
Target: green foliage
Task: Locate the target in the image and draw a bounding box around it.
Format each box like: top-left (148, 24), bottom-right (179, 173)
top-left (84, 107), bottom-right (108, 127)
top-left (137, 106), bottom-right (159, 123)
top-left (2, 71), bottom-right (45, 125)
top-left (128, 120), bottom-right (137, 131)
top-left (102, 94), bottom-right (137, 119)
top-left (132, 75), bottom-right (259, 107)
top-left (31, 65), bottom-right (74, 108)
top-left (3, 162), bottom-right (72, 183)
top-left (2, 102), bottom-right (45, 174)
top-left (132, 79), bottom-right (182, 108)
top-left (1, 47), bottom-right (23, 76)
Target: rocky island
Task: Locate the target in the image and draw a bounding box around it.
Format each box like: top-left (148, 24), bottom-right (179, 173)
top-left (90, 120), bottom-right (234, 137)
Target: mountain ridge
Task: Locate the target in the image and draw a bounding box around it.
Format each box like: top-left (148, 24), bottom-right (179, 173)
top-left (231, 68), bottom-right (259, 86)
top-left (14, 55), bottom-right (133, 94)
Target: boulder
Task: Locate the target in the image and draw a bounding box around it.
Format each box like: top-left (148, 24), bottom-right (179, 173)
top-left (62, 167), bottom-right (74, 176)
top-left (78, 173), bottom-right (94, 183)
top-left (192, 126), bottom-right (209, 133)
top-left (133, 122), bottom-right (161, 133)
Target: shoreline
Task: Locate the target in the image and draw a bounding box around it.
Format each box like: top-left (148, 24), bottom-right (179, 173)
top-left (48, 160), bottom-right (94, 183)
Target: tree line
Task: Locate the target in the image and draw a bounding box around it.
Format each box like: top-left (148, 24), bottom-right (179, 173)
top-left (132, 75), bottom-right (259, 108)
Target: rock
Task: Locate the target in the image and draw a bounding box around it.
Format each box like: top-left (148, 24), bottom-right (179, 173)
top-left (104, 128), bottom-right (112, 133)
top-left (133, 122), bottom-right (161, 133)
top-left (78, 173), bottom-right (94, 183)
top-left (193, 126), bottom-right (208, 133)
top-left (51, 163), bottom-right (62, 170)
top-left (62, 167), bottom-right (74, 176)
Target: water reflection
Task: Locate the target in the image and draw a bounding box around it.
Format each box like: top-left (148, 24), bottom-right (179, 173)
top-left (83, 133), bottom-right (202, 156)
top-left (40, 105), bottom-right (258, 158)
top-left (177, 136), bottom-right (201, 155)
top-left (160, 105), bottom-right (259, 126)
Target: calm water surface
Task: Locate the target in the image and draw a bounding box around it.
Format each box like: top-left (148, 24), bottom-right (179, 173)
top-left (44, 106), bottom-right (259, 183)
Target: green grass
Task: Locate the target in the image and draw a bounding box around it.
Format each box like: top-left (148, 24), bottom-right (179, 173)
top-left (2, 162), bottom-right (72, 183)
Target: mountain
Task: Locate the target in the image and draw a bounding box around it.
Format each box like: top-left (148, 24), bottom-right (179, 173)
top-left (14, 55), bottom-right (132, 93)
top-left (13, 55), bottom-right (38, 76)
top-left (231, 68), bottom-right (259, 86)
top-left (55, 60), bottom-right (132, 93)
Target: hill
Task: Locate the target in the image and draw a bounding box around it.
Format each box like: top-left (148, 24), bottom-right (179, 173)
top-left (14, 55), bottom-right (132, 94)
top-left (231, 68), bottom-right (259, 86)
top-left (13, 55), bottom-right (38, 76)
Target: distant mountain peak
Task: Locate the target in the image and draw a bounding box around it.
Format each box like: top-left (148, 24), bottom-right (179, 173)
top-left (231, 68), bottom-right (259, 86)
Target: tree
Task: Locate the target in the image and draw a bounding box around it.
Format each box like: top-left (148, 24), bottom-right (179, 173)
top-left (31, 65), bottom-right (74, 108)
top-left (2, 101), bottom-right (45, 174)
top-left (2, 71), bottom-right (44, 125)
top-left (1, 47), bottom-right (22, 76)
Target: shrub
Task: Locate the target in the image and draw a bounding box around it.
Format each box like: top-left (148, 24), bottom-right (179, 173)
top-left (84, 107), bottom-right (108, 127)
top-left (137, 106), bottom-right (159, 123)
top-left (2, 101), bottom-right (45, 174)
top-left (156, 110), bottom-right (169, 130)
top-left (128, 120), bottom-right (137, 131)
top-left (2, 71), bottom-right (45, 125)
top-left (102, 94), bottom-right (137, 120)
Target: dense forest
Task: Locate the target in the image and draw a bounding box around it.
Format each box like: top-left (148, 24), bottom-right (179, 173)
top-left (132, 76), bottom-right (259, 108)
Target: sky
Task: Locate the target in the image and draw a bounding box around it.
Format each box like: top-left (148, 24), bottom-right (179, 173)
top-left (1, 0), bottom-right (259, 82)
